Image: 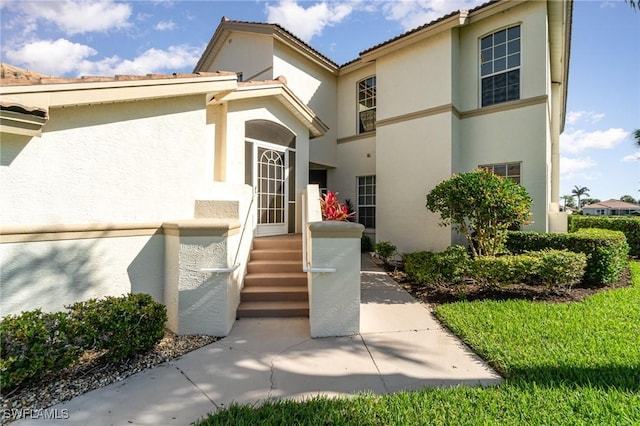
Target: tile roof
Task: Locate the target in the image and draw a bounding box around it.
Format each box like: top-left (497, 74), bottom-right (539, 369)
top-left (0, 63), bottom-right (236, 87)
top-left (583, 199), bottom-right (640, 210)
top-left (358, 1), bottom-right (497, 58)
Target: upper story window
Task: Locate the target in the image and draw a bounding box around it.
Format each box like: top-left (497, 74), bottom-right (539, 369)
top-left (480, 162), bottom-right (521, 184)
top-left (358, 76), bottom-right (376, 133)
top-left (480, 25), bottom-right (521, 107)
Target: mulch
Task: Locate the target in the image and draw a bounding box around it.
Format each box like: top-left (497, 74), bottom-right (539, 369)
top-left (372, 258), bottom-right (631, 308)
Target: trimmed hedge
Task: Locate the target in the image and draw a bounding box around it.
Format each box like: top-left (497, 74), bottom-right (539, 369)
top-left (68, 293), bottom-right (167, 362)
top-left (0, 293), bottom-right (166, 389)
top-left (0, 310), bottom-right (82, 389)
top-left (568, 215), bottom-right (640, 257)
top-left (506, 228), bottom-right (629, 285)
top-left (404, 245), bottom-right (470, 284)
top-left (404, 247), bottom-right (585, 289)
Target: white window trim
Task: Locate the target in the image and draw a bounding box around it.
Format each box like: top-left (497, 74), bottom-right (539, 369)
top-left (357, 75), bottom-right (376, 134)
top-left (356, 175), bottom-right (376, 229)
top-left (479, 161), bottom-right (522, 184)
top-left (478, 23), bottom-right (523, 108)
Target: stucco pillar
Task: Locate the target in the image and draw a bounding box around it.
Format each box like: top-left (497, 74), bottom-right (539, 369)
top-left (163, 219), bottom-right (240, 336)
top-left (307, 221), bottom-right (364, 338)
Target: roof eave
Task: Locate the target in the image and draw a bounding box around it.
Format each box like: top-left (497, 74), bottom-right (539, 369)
top-left (210, 83), bottom-right (328, 138)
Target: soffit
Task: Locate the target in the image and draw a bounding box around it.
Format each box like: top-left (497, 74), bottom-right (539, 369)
top-left (210, 79), bottom-right (328, 138)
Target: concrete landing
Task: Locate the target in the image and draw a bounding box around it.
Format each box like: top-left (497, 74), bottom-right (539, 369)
top-left (14, 254), bottom-right (502, 426)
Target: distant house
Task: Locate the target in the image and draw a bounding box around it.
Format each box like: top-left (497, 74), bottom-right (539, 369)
top-left (582, 199), bottom-right (640, 216)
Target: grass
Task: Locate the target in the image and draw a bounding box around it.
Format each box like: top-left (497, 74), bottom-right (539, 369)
top-left (196, 262), bottom-right (640, 425)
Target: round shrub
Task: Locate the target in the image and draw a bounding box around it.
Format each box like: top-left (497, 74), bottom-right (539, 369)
top-left (67, 293), bottom-right (167, 362)
top-left (404, 245), bottom-right (470, 284)
top-left (0, 310), bottom-right (82, 389)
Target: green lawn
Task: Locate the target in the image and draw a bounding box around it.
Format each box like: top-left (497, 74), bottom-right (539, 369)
top-left (196, 262), bottom-right (640, 425)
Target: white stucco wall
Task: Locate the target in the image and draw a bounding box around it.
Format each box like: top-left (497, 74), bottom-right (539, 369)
top-left (273, 41), bottom-right (338, 168)
top-left (457, 1), bottom-right (548, 111)
top-left (206, 31), bottom-right (274, 81)
top-left (330, 137), bottom-right (376, 213)
top-left (0, 95), bottom-right (212, 226)
top-left (226, 97), bottom-right (311, 232)
top-left (376, 114), bottom-right (453, 253)
top-left (377, 31), bottom-right (453, 119)
top-left (0, 234), bottom-right (164, 317)
top-left (336, 64), bottom-right (376, 138)
top-left (459, 103), bottom-right (549, 232)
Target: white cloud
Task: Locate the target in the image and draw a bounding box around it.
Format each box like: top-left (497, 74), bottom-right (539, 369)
top-left (6, 39), bottom-right (202, 77)
top-left (560, 156), bottom-right (597, 177)
top-left (265, 0), bottom-right (353, 42)
top-left (10, 0), bottom-right (132, 35)
top-left (566, 110), bottom-right (605, 125)
top-left (378, 0), bottom-right (486, 31)
top-left (622, 152), bottom-right (640, 162)
top-left (5, 39), bottom-right (98, 76)
top-left (560, 128), bottom-right (629, 154)
top-left (155, 20), bottom-right (177, 31)
top-left (76, 44), bottom-right (203, 76)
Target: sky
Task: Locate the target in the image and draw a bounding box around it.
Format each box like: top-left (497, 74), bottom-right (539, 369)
top-left (1, 0), bottom-right (638, 203)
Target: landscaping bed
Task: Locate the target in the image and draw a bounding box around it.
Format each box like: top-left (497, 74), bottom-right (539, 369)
top-left (0, 330), bottom-right (217, 423)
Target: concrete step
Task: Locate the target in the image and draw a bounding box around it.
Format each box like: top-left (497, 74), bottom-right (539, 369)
top-left (236, 301), bottom-right (309, 318)
top-left (250, 249), bottom-right (302, 261)
top-left (248, 260), bottom-right (303, 274)
top-left (253, 234), bottom-right (302, 251)
top-left (243, 272), bottom-right (307, 287)
top-left (241, 285), bottom-right (308, 302)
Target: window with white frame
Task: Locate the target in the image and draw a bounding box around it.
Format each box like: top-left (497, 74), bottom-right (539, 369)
top-left (358, 76), bottom-right (376, 133)
top-left (357, 175), bottom-right (376, 228)
top-left (480, 25), bottom-right (521, 107)
top-left (480, 162), bottom-right (521, 184)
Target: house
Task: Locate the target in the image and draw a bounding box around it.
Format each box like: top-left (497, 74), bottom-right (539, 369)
top-left (0, 0), bottom-right (572, 334)
top-left (196, 0), bottom-right (572, 252)
top-left (582, 199), bottom-right (640, 216)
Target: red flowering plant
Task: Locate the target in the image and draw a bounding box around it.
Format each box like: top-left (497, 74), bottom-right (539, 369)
top-left (320, 191), bottom-right (355, 221)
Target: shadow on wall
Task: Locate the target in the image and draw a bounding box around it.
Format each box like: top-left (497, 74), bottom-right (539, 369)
top-left (0, 134), bottom-right (32, 166)
top-left (0, 240), bottom-right (103, 316)
top-left (127, 233), bottom-right (165, 303)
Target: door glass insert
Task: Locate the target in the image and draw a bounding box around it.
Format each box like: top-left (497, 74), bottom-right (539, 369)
top-left (257, 148), bottom-right (286, 225)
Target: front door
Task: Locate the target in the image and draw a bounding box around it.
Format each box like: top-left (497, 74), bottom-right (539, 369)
top-left (254, 143), bottom-right (289, 236)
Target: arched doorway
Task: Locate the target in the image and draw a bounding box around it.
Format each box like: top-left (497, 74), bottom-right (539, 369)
top-left (245, 120), bottom-right (296, 236)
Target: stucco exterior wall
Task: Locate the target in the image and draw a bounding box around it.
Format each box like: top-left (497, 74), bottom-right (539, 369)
top-left (457, 1), bottom-right (548, 111)
top-left (459, 103), bottom-right (549, 231)
top-left (0, 95), bottom-right (211, 226)
top-left (0, 234), bottom-right (164, 317)
top-left (336, 63), bottom-right (376, 138)
top-left (377, 30), bottom-right (453, 119)
top-left (206, 31), bottom-right (274, 81)
top-left (376, 113), bottom-right (453, 253)
top-left (330, 137), bottom-right (376, 213)
top-left (273, 41), bottom-right (337, 168)
top-left (226, 97), bottom-right (311, 232)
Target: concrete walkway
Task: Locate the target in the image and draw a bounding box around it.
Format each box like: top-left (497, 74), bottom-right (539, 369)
top-left (15, 255), bottom-right (501, 426)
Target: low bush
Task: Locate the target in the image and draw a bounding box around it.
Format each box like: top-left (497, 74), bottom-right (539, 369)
top-left (569, 215), bottom-right (640, 257)
top-left (528, 249), bottom-right (587, 289)
top-left (470, 254), bottom-right (539, 286)
top-left (361, 234), bottom-right (373, 253)
top-left (404, 245), bottom-right (470, 284)
top-left (469, 250), bottom-right (586, 288)
top-left (506, 228), bottom-right (629, 285)
top-left (68, 293), bottom-right (167, 362)
top-left (0, 310), bottom-right (82, 389)
top-left (375, 241), bottom-right (397, 266)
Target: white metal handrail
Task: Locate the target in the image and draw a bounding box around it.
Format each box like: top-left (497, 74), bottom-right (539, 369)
top-left (200, 263), bottom-right (241, 273)
top-left (302, 190), bottom-right (336, 273)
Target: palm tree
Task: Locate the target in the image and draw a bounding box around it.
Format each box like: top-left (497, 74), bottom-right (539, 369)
top-left (561, 194), bottom-right (576, 211)
top-left (571, 185), bottom-right (590, 211)
top-left (634, 129), bottom-right (640, 147)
